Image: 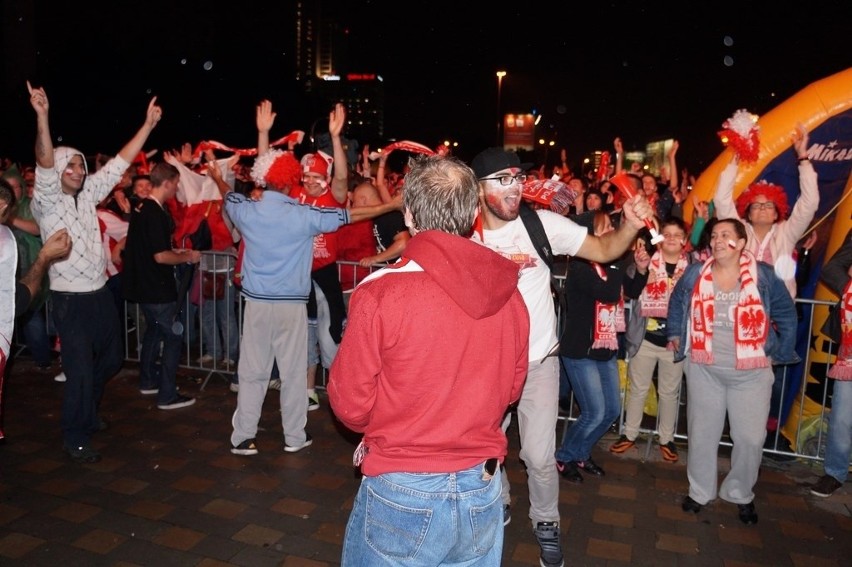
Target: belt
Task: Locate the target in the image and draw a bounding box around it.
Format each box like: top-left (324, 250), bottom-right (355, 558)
top-left (53, 287), bottom-right (106, 296)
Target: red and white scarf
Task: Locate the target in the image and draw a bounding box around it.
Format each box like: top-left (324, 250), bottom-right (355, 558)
top-left (689, 251), bottom-right (769, 370)
top-left (639, 251), bottom-right (688, 318)
top-left (591, 262), bottom-right (625, 350)
top-left (829, 279), bottom-right (852, 380)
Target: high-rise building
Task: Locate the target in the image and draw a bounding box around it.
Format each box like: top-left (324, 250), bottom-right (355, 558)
top-left (295, 1), bottom-right (385, 149)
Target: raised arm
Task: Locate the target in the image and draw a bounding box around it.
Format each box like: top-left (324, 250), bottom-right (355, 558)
top-left (328, 102), bottom-right (350, 204)
top-left (256, 99), bottom-right (276, 156)
top-left (117, 97), bottom-right (162, 163)
top-left (712, 155), bottom-right (742, 221)
top-left (375, 153), bottom-right (393, 203)
top-left (667, 140), bottom-right (679, 191)
top-left (782, 123), bottom-right (819, 243)
top-left (205, 152), bottom-right (237, 198)
top-left (575, 194), bottom-right (653, 263)
top-left (613, 137), bottom-right (624, 175)
top-left (28, 81), bottom-right (53, 170)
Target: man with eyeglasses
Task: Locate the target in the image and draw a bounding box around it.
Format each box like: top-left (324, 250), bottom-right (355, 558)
top-left (469, 147), bottom-right (655, 567)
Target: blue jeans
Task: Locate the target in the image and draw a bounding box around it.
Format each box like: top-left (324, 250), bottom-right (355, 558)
top-left (139, 302), bottom-right (183, 405)
top-left (556, 356), bottom-right (621, 462)
top-left (52, 288), bottom-right (122, 447)
top-left (825, 379), bottom-right (852, 483)
top-left (200, 279), bottom-right (238, 361)
top-left (342, 463), bottom-right (504, 566)
top-left (20, 305), bottom-right (51, 367)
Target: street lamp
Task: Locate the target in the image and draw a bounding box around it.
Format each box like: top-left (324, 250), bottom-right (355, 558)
top-left (496, 71), bottom-right (506, 146)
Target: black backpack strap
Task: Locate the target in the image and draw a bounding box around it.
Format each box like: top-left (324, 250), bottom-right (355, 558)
top-left (518, 201), bottom-right (554, 271)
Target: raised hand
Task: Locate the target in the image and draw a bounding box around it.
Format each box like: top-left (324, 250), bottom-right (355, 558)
top-left (792, 123), bottom-right (809, 158)
top-left (328, 103), bottom-right (346, 138)
top-left (633, 243), bottom-right (651, 273)
top-left (27, 81), bottom-right (49, 115)
top-left (145, 97), bottom-right (163, 130)
top-left (668, 139), bottom-right (679, 158)
top-left (178, 142), bottom-right (194, 164)
top-left (256, 100), bottom-right (275, 134)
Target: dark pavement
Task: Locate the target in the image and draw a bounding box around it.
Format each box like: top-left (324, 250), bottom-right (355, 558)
top-left (1, 357), bottom-right (850, 566)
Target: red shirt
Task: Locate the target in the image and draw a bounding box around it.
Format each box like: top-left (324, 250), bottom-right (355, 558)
top-left (289, 186), bottom-right (344, 270)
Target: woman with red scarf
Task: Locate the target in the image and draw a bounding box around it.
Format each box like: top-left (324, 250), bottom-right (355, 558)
top-left (667, 219), bottom-right (798, 525)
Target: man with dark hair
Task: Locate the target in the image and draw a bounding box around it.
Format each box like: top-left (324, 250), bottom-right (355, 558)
top-left (28, 82), bottom-right (161, 463)
top-left (123, 162), bottom-right (200, 410)
top-left (470, 147), bottom-right (655, 567)
top-left (329, 155), bottom-right (529, 565)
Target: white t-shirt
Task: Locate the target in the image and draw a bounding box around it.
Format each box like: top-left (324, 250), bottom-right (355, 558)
top-left (472, 209), bottom-right (587, 361)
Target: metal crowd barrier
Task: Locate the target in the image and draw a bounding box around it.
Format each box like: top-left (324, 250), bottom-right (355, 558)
top-left (11, 259), bottom-right (841, 465)
top-left (552, 275), bottom-right (841, 466)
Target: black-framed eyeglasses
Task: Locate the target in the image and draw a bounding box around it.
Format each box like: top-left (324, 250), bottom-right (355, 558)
top-left (749, 202), bottom-right (775, 211)
top-left (479, 173), bottom-right (527, 186)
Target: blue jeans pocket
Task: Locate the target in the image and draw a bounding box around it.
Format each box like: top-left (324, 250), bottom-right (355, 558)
top-left (469, 482), bottom-right (501, 554)
top-left (365, 486), bottom-right (431, 560)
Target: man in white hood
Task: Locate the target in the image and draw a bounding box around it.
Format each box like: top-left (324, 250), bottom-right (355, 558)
top-left (28, 82), bottom-right (162, 463)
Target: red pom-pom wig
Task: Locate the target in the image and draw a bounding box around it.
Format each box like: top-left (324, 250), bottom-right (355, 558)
top-left (266, 153), bottom-right (301, 190)
top-left (735, 180), bottom-right (789, 220)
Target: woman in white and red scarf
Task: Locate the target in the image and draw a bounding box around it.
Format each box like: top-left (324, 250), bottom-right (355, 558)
top-left (613, 217), bottom-right (692, 462)
top-left (554, 211), bottom-right (650, 483)
top-left (667, 219), bottom-right (798, 526)
top-left (811, 227), bottom-right (852, 498)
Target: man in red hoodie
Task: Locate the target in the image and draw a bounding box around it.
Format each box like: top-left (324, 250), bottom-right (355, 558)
top-left (329, 155), bottom-right (529, 565)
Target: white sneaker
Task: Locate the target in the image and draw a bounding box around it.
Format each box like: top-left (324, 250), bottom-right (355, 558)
top-left (196, 354), bottom-right (214, 364)
top-left (308, 392), bottom-right (320, 411)
top-left (268, 378), bottom-right (281, 391)
top-left (229, 382), bottom-right (239, 393)
top-left (284, 432), bottom-right (313, 453)
top-left (54, 372), bottom-right (66, 383)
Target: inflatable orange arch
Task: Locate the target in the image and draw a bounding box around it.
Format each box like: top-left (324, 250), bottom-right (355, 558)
top-left (684, 67), bottom-right (852, 450)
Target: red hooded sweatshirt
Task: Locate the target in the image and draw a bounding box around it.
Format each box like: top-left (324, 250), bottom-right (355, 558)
top-left (329, 230), bottom-right (529, 476)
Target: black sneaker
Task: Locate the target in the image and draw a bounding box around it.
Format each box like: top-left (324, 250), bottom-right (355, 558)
top-left (576, 458), bottom-right (605, 476)
top-left (555, 460), bottom-right (583, 483)
top-left (284, 432), bottom-right (313, 453)
top-left (682, 495), bottom-right (703, 513)
top-left (503, 504), bottom-right (511, 527)
top-left (533, 521), bottom-right (564, 567)
top-left (157, 394), bottom-right (196, 410)
top-left (63, 444), bottom-right (101, 464)
top-left (231, 438), bottom-right (258, 456)
top-left (810, 474), bottom-right (843, 498)
top-left (737, 502), bottom-right (758, 525)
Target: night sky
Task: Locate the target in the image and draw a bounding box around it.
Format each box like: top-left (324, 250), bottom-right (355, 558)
top-left (2, 1), bottom-right (850, 173)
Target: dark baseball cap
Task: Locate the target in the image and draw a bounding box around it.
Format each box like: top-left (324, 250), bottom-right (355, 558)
top-left (470, 147), bottom-right (532, 179)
